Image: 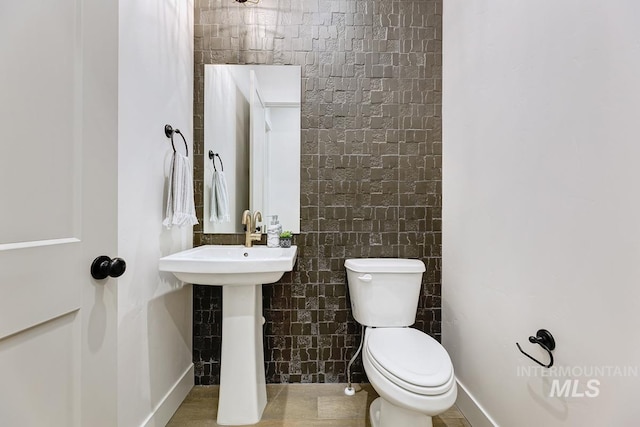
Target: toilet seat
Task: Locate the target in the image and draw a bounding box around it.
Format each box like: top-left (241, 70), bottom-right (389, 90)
top-left (365, 328), bottom-right (454, 396)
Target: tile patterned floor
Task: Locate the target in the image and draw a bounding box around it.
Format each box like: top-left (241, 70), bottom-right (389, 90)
top-left (167, 384), bottom-right (471, 427)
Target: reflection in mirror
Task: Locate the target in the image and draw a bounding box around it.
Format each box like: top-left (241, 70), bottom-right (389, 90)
top-left (203, 65), bottom-right (301, 234)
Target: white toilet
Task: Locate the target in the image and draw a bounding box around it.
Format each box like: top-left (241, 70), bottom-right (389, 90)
top-left (345, 258), bottom-right (457, 427)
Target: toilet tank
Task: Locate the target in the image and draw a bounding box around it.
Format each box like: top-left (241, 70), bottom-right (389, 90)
top-left (345, 258), bottom-right (426, 327)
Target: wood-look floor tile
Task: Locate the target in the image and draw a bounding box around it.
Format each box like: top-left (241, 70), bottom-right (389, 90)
top-left (317, 392), bottom-right (370, 419)
top-left (440, 406), bottom-right (467, 419)
top-left (252, 420), bottom-right (367, 427)
top-left (167, 384), bottom-right (470, 427)
top-left (261, 389), bottom-right (318, 420)
top-left (434, 419), bottom-right (472, 427)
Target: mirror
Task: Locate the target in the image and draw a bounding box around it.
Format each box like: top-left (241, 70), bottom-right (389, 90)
top-left (203, 65), bottom-right (301, 234)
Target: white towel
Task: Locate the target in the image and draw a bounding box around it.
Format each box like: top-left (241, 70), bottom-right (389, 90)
top-left (163, 152), bottom-right (199, 228)
top-left (209, 170), bottom-right (230, 223)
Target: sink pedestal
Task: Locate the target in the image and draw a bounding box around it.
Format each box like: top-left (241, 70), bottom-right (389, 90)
top-left (217, 284), bottom-right (266, 425)
top-left (158, 245), bottom-right (298, 425)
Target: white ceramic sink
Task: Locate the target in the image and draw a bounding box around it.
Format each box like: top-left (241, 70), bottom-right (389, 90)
top-left (158, 244), bottom-right (297, 425)
top-left (158, 244), bottom-right (297, 286)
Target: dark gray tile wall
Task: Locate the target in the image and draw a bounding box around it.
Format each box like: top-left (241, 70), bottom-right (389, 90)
top-left (193, 0), bottom-right (442, 385)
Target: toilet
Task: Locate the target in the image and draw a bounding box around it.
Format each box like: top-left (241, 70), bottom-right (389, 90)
top-left (345, 258), bottom-right (457, 427)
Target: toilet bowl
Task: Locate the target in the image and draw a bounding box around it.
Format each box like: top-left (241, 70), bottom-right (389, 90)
top-left (363, 327), bottom-right (457, 426)
top-left (345, 258), bottom-right (457, 427)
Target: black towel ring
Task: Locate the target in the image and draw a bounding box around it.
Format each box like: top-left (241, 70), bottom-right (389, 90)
top-left (165, 124), bottom-right (188, 157)
top-left (209, 150), bottom-right (224, 172)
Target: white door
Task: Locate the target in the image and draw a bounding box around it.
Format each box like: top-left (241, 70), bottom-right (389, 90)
top-left (0, 1), bottom-right (119, 426)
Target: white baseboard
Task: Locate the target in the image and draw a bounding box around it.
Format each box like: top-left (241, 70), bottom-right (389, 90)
top-left (141, 363), bottom-right (194, 427)
top-left (455, 378), bottom-right (499, 427)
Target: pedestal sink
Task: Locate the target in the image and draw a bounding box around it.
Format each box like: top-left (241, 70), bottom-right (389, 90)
top-left (159, 245), bottom-right (297, 425)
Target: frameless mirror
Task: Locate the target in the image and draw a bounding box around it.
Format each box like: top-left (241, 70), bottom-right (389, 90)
top-left (203, 65), bottom-right (301, 234)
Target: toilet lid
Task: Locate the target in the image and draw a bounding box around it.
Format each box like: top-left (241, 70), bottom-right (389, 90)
top-left (366, 328), bottom-right (453, 391)
top-left (345, 258), bottom-right (425, 273)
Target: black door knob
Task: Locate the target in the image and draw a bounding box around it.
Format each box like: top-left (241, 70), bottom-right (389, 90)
top-left (91, 256), bottom-right (127, 280)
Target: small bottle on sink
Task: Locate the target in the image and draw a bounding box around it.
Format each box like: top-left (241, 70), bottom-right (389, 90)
top-left (266, 215), bottom-right (282, 248)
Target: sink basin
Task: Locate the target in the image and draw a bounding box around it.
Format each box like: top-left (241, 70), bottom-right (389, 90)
top-left (158, 244), bottom-right (297, 425)
top-left (158, 244), bottom-right (297, 286)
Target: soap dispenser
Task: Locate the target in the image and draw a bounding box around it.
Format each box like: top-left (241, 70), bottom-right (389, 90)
top-left (267, 215), bottom-right (282, 248)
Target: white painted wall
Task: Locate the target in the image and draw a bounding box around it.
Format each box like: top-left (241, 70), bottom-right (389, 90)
top-left (443, 1), bottom-right (640, 426)
top-left (118, 1), bottom-right (194, 426)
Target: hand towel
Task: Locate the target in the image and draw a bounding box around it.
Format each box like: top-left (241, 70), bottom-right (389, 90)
top-left (163, 152), bottom-right (199, 228)
top-left (209, 169), bottom-right (231, 223)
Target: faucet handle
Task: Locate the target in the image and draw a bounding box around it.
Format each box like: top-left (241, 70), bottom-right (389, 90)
top-left (252, 210), bottom-right (263, 231)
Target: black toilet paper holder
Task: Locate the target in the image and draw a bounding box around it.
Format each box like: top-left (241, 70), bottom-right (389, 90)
top-left (516, 329), bottom-right (555, 368)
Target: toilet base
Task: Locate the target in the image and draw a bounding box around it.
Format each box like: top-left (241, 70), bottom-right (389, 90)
top-left (369, 397), bottom-right (433, 427)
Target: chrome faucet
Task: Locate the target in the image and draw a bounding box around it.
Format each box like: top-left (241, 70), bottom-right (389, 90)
top-left (241, 209), bottom-right (262, 247)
